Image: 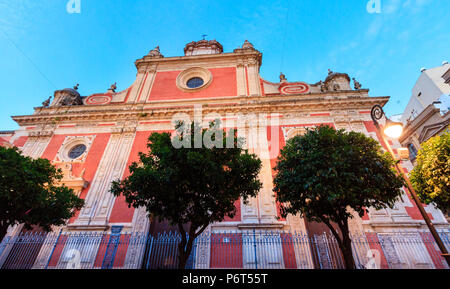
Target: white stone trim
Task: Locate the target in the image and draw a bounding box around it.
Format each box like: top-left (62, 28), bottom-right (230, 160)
top-left (55, 135), bottom-right (95, 163)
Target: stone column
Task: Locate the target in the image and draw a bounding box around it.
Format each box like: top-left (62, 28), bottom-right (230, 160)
top-left (246, 59), bottom-right (261, 96)
top-left (22, 130), bottom-right (54, 158)
top-left (236, 63), bottom-right (247, 97)
top-left (122, 207), bottom-right (151, 269)
top-left (255, 125), bottom-right (278, 224)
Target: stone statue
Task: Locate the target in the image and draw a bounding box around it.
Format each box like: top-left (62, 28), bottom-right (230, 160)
top-left (109, 82), bottom-right (117, 92)
top-left (317, 81), bottom-right (327, 92)
top-left (148, 46), bottom-right (163, 58)
top-left (242, 40), bottom-right (254, 49)
top-left (280, 72), bottom-right (287, 82)
top-left (42, 96), bottom-right (52, 107)
top-left (353, 78), bottom-right (362, 90)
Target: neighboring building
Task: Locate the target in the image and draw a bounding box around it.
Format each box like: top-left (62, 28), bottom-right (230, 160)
top-left (398, 62), bottom-right (450, 222)
top-left (399, 62), bottom-right (450, 164)
top-left (401, 61), bottom-right (450, 126)
top-left (0, 40), bottom-right (448, 269)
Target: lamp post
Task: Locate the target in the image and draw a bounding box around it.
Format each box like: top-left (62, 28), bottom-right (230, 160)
top-left (371, 105), bottom-right (450, 266)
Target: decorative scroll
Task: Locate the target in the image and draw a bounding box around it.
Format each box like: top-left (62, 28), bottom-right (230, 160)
top-left (279, 82), bottom-right (309, 95)
top-left (85, 94), bottom-right (112, 105)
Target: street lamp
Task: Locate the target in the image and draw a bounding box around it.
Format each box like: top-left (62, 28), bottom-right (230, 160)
top-left (371, 104), bottom-right (450, 266)
top-left (383, 119), bottom-right (404, 139)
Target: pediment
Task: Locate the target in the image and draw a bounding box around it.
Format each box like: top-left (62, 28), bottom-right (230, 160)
top-left (418, 119), bottom-right (450, 143)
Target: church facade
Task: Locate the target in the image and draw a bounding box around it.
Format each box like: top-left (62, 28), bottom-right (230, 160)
top-left (1, 39), bottom-right (449, 269)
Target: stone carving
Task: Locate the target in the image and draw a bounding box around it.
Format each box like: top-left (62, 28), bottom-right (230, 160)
top-left (242, 40), bottom-right (254, 49)
top-left (84, 94), bottom-right (112, 105)
top-left (279, 82), bottom-right (310, 94)
top-left (323, 70), bottom-right (351, 91)
top-left (54, 162), bottom-right (88, 195)
top-left (42, 96), bottom-right (51, 107)
top-left (148, 46), bottom-right (163, 58)
top-left (353, 78), bottom-right (362, 90)
top-left (29, 130), bottom-right (54, 138)
top-left (318, 81), bottom-right (327, 92)
top-left (194, 227), bottom-right (211, 269)
top-left (55, 135), bottom-right (95, 163)
top-left (184, 40), bottom-right (223, 56)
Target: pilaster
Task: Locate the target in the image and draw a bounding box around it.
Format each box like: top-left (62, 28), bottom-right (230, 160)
top-left (71, 124), bottom-right (136, 229)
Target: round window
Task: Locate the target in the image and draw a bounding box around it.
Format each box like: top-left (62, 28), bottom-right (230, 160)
top-left (68, 144), bottom-right (87, 159)
top-left (186, 77), bottom-right (204, 89)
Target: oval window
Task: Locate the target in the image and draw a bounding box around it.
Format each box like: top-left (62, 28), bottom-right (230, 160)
top-left (68, 144), bottom-right (87, 159)
top-left (186, 77), bottom-right (204, 89)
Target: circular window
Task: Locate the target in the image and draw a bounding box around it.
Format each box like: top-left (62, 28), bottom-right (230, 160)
top-left (68, 144), bottom-right (87, 159)
top-left (176, 67), bottom-right (212, 92)
top-left (186, 77), bottom-right (204, 88)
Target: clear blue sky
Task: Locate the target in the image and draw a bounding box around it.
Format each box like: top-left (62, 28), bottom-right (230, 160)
top-left (0, 0), bottom-right (448, 130)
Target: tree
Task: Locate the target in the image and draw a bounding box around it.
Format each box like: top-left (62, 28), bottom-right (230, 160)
top-left (273, 125), bottom-right (404, 269)
top-left (0, 146), bottom-right (85, 241)
top-left (410, 128), bottom-right (450, 213)
top-left (110, 121), bottom-right (262, 269)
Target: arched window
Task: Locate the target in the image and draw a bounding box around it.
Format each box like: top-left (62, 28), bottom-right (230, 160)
top-left (408, 143), bottom-right (418, 161)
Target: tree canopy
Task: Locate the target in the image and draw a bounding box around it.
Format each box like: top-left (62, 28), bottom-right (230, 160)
top-left (0, 146), bottom-right (85, 240)
top-left (110, 121), bottom-right (262, 268)
top-left (410, 128), bottom-right (450, 213)
top-left (273, 125), bottom-right (405, 269)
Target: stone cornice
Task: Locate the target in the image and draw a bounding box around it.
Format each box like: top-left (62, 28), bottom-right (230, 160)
top-left (135, 50), bottom-right (263, 72)
top-left (12, 95), bottom-right (389, 127)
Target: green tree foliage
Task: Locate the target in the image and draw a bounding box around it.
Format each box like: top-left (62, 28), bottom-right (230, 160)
top-left (110, 121), bottom-right (262, 269)
top-left (273, 125), bottom-right (404, 269)
top-left (0, 146), bottom-right (85, 240)
top-left (410, 128), bottom-right (450, 213)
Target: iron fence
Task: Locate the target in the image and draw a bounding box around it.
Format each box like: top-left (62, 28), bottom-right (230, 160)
top-left (0, 230), bottom-right (448, 269)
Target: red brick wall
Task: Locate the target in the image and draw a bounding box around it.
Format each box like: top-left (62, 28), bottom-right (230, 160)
top-left (148, 67), bottom-right (237, 101)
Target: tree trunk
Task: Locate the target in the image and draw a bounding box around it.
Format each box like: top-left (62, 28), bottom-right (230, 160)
top-left (322, 218), bottom-right (356, 269)
top-left (340, 234), bottom-right (356, 269)
top-left (337, 221), bottom-right (356, 269)
top-left (178, 242), bottom-right (188, 269)
top-left (177, 223), bottom-right (209, 269)
top-left (178, 234), bottom-right (195, 269)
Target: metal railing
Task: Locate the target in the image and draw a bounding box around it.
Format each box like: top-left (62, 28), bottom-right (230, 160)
top-left (0, 230), bottom-right (448, 269)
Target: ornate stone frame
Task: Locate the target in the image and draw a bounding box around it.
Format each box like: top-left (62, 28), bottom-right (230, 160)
top-left (283, 126), bottom-right (317, 140)
top-left (55, 135), bottom-right (96, 163)
top-left (176, 67), bottom-right (213, 92)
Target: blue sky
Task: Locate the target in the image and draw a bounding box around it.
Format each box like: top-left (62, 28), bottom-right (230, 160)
top-left (0, 0), bottom-right (448, 130)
